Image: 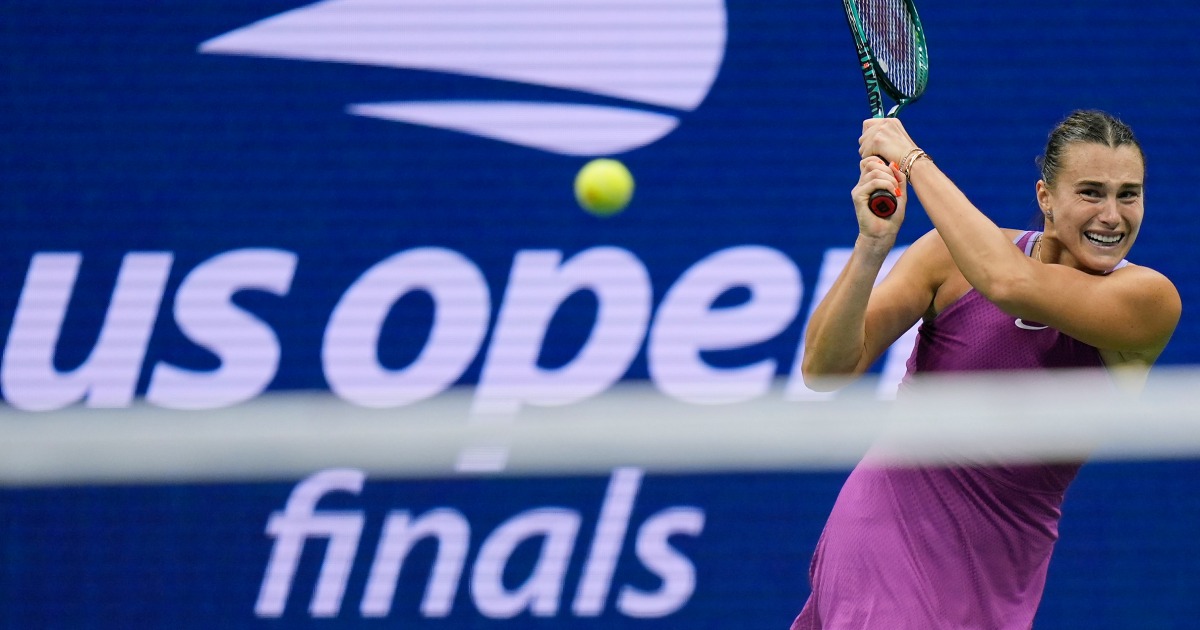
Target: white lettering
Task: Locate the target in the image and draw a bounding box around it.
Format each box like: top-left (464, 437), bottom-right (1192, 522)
top-left (649, 245), bottom-right (801, 403)
top-left (572, 467), bottom-right (641, 615)
top-left (1, 252), bottom-right (171, 411)
top-left (617, 506), bottom-right (705, 617)
top-left (147, 249), bottom-right (296, 409)
top-left (2, 244), bottom-right (923, 411)
top-left (257, 468), bottom-right (705, 620)
top-left (323, 248), bottom-right (490, 407)
top-left (255, 468), bottom-right (366, 618)
top-left (473, 247), bottom-right (651, 415)
top-left (360, 508), bottom-right (470, 617)
top-left (471, 508), bottom-right (582, 618)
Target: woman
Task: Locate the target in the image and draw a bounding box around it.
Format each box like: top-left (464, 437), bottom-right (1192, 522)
top-left (792, 111), bottom-right (1180, 629)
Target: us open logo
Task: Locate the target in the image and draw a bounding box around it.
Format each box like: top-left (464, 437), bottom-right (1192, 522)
top-left (198, 0), bottom-right (727, 156)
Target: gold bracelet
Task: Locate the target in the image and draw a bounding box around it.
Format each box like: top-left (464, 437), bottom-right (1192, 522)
top-left (898, 148), bottom-right (924, 174)
top-left (901, 150), bottom-right (932, 180)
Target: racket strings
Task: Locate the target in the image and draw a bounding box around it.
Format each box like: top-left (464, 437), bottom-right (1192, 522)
top-left (853, 0), bottom-right (923, 97)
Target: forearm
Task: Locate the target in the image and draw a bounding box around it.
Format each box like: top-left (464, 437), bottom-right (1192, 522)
top-left (906, 157), bottom-right (1028, 297)
top-left (802, 233), bottom-right (894, 383)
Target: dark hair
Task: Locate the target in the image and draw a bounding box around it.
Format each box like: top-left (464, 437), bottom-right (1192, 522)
top-left (1036, 110), bottom-right (1144, 186)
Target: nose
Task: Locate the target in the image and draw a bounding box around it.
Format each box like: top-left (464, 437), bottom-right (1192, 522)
top-left (1097, 198), bottom-right (1121, 227)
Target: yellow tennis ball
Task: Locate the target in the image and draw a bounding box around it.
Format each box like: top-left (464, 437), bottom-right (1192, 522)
top-left (574, 158), bottom-right (634, 217)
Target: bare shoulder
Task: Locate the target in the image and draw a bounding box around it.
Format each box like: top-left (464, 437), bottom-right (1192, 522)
top-left (1108, 262), bottom-right (1181, 315)
top-left (1111, 260), bottom-right (1176, 285)
top-left (896, 229), bottom-right (971, 314)
top-left (903, 228), bottom-right (953, 263)
top-left (887, 229), bottom-right (954, 288)
top-left (1099, 262), bottom-right (1181, 385)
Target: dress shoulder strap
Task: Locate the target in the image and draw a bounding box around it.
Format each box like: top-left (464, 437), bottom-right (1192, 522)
top-left (1014, 229), bottom-right (1130, 272)
top-left (1014, 230), bottom-right (1041, 255)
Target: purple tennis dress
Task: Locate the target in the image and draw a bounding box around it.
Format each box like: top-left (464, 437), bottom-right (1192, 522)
top-left (792, 232), bottom-right (1122, 629)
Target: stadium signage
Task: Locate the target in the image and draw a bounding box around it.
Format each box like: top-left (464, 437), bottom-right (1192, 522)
top-left (1, 245), bottom-right (909, 411)
top-left (256, 467), bottom-right (705, 619)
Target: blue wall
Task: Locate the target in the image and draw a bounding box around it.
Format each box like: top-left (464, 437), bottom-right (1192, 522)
top-left (3, 0), bottom-right (1199, 627)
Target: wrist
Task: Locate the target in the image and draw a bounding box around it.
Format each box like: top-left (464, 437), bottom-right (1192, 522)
top-left (855, 231), bottom-right (896, 257)
top-left (901, 150), bottom-right (934, 180)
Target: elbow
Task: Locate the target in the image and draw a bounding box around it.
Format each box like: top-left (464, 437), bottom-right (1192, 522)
top-left (800, 353), bottom-right (860, 392)
top-left (801, 371), bottom-right (850, 393)
top-left (800, 369), bottom-right (839, 393)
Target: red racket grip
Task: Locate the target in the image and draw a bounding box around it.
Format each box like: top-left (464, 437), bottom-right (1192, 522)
top-left (868, 189), bottom-right (897, 218)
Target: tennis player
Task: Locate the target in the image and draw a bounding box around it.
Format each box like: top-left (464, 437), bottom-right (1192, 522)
top-left (791, 110), bottom-right (1181, 629)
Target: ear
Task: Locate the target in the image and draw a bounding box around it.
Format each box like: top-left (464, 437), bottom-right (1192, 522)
top-left (1035, 180), bottom-right (1053, 220)
top-left (1032, 180), bottom-right (1051, 212)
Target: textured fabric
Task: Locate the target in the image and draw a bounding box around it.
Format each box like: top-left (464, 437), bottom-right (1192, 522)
top-left (792, 232), bottom-right (1116, 630)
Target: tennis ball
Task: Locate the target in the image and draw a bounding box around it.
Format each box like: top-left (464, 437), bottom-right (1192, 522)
top-left (574, 158), bottom-right (634, 217)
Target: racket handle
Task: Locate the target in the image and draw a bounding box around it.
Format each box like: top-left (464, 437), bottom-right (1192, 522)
top-left (868, 189), bottom-right (897, 218)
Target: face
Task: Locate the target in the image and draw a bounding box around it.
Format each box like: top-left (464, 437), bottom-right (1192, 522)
top-left (1036, 142), bottom-right (1145, 273)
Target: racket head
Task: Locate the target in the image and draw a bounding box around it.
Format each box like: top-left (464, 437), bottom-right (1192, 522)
top-left (843, 0), bottom-right (929, 116)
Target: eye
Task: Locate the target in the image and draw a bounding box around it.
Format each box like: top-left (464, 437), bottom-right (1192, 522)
top-left (1079, 188), bottom-right (1102, 199)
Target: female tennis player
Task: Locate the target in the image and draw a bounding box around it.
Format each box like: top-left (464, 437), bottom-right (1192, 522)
top-left (791, 110), bottom-right (1181, 629)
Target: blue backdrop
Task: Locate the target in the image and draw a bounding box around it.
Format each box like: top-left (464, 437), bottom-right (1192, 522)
top-left (3, 0), bottom-right (1199, 627)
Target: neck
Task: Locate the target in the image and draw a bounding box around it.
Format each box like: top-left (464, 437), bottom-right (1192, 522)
top-left (1037, 225), bottom-right (1068, 267)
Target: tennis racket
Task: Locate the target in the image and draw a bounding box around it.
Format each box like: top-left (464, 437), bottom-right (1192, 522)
top-left (842, 0), bottom-right (929, 217)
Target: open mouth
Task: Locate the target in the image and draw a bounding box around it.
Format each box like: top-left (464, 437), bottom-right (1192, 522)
top-left (1085, 231), bottom-right (1124, 247)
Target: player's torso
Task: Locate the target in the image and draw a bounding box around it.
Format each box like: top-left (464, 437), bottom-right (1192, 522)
top-left (922, 229), bottom-right (1113, 373)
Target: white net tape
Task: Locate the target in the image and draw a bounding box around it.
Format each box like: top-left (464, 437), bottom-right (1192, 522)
top-left (2, 367), bottom-right (1197, 486)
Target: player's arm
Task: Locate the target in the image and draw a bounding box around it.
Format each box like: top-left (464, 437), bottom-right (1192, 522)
top-left (801, 160), bottom-right (945, 391)
top-left (898, 158), bottom-right (1178, 358)
top-left (859, 119), bottom-right (1181, 359)
top-left (991, 262), bottom-right (1177, 356)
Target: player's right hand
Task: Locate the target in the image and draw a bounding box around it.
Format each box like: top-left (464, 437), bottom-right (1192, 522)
top-left (853, 156), bottom-right (906, 239)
